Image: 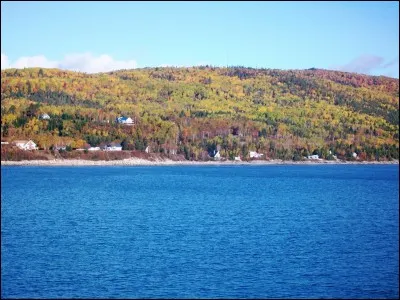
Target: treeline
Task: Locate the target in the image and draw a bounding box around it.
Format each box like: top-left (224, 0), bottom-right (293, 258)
top-left (1, 66), bottom-right (398, 161)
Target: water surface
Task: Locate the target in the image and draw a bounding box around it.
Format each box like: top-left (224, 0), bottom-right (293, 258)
top-left (1, 165), bottom-right (399, 298)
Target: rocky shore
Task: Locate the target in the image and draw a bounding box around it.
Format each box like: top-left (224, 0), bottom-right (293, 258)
top-left (1, 158), bottom-right (398, 166)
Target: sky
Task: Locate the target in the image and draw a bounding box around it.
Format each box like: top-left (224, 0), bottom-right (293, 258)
top-left (1, 1), bottom-right (399, 78)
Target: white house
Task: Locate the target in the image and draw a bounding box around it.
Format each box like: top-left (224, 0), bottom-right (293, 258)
top-left (249, 151), bottom-right (263, 159)
top-left (145, 146), bottom-right (150, 153)
top-left (105, 143), bottom-right (122, 151)
top-left (329, 150), bottom-right (338, 160)
top-left (116, 116), bottom-right (134, 125)
top-left (39, 113), bottom-right (51, 120)
top-left (307, 154), bottom-right (319, 160)
top-left (213, 150), bottom-right (221, 160)
top-left (13, 140), bottom-right (38, 150)
top-left (54, 144), bottom-right (67, 151)
top-left (352, 152), bottom-right (358, 158)
top-left (234, 156), bottom-right (241, 161)
top-left (1, 141), bottom-right (9, 148)
top-left (88, 147), bottom-right (101, 151)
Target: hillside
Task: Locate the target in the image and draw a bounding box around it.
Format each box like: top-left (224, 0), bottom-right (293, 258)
top-left (1, 66), bottom-right (399, 161)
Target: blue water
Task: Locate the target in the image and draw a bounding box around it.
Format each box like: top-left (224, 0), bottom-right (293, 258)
top-left (1, 165), bottom-right (399, 298)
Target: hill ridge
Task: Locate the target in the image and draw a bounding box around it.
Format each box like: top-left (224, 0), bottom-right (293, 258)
top-left (1, 66), bottom-right (398, 161)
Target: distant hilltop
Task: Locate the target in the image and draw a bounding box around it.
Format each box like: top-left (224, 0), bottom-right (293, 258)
top-left (1, 66), bottom-right (398, 162)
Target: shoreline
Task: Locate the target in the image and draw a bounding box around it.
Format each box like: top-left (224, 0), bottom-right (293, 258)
top-left (1, 158), bottom-right (399, 166)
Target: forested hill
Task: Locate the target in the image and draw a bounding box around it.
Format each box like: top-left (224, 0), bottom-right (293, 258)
top-left (1, 66), bottom-right (399, 161)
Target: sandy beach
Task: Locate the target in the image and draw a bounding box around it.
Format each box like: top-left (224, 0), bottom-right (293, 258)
top-left (1, 158), bottom-right (398, 166)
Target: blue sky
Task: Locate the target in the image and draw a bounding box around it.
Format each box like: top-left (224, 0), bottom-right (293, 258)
top-left (1, 1), bottom-right (399, 77)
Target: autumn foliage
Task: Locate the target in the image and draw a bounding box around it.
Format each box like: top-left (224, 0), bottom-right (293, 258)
top-left (1, 66), bottom-right (399, 161)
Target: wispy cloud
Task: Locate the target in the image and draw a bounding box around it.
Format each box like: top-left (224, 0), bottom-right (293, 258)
top-left (382, 57), bottom-right (399, 69)
top-left (332, 55), bottom-right (399, 75)
top-left (1, 52), bottom-right (137, 73)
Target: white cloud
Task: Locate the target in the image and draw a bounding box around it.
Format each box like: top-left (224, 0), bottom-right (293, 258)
top-left (1, 52), bottom-right (137, 73)
top-left (60, 52), bottom-right (137, 73)
top-left (13, 55), bottom-right (59, 69)
top-left (1, 53), bottom-right (10, 69)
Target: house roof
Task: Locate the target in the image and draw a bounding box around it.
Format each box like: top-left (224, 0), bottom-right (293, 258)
top-left (13, 140), bottom-right (31, 144)
top-left (108, 143), bottom-right (122, 147)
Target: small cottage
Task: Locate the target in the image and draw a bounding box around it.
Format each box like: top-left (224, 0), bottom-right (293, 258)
top-left (13, 140), bottom-right (38, 150)
top-left (105, 143), bottom-right (122, 151)
top-left (249, 151), bottom-right (263, 159)
top-left (116, 116), bottom-right (134, 125)
top-left (54, 144), bottom-right (67, 151)
top-left (1, 141), bottom-right (9, 148)
top-left (88, 147), bottom-right (101, 151)
top-left (39, 113), bottom-right (51, 120)
top-left (213, 150), bottom-right (221, 160)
